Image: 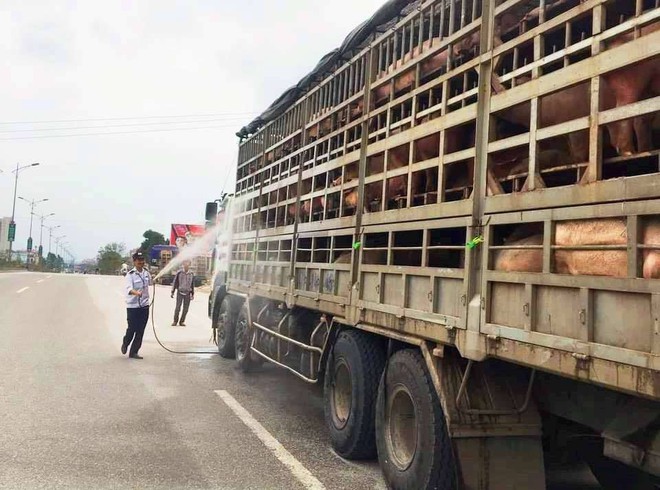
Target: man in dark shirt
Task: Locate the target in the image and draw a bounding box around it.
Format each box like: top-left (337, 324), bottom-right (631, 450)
top-left (171, 260), bottom-right (194, 326)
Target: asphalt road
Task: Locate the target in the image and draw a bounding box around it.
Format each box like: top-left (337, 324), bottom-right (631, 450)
top-left (0, 272), bottom-right (601, 489)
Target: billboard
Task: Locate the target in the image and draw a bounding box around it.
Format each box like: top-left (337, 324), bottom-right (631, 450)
top-left (170, 224), bottom-right (206, 250)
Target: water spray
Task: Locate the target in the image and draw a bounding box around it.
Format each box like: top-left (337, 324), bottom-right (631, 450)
top-left (149, 221), bottom-right (226, 355)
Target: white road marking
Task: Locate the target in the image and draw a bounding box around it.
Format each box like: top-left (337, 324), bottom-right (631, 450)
top-left (46, 275), bottom-right (52, 278)
top-left (36, 279), bottom-right (45, 284)
top-left (215, 390), bottom-right (325, 490)
top-left (16, 287), bottom-right (29, 294)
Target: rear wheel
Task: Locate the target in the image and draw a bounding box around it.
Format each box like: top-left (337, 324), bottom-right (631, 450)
top-left (215, 296), bottom-right (237, 358)
top-left (376, 349), bottom-right (457, 490)
top-left (323, 330), bottom-right (385, 459)
top-left (235, 304), bottom-right (262, 372)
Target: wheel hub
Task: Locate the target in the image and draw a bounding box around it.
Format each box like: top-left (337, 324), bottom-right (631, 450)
top-left (387, 384), bottom-right (417, 470)
top-left (236, 317), bottom-right (248, 361)
top-left (217, 311), bottom-right (227, 342)
top-left (331, 359), bottom-right (352, 430)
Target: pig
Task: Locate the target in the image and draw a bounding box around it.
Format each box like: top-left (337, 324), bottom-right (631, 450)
top-left (302, 196), bottom-right (326, 218)
top-left (494, 218), bottom-right (660, 279)
top-left (602, 22), bottom-right (660, 156)
top-left (373, 38), bottom-right (455, 106)
top-left (287, 196), bottom-right (326, 223)
top-left (496, 80), bottom-right (596, 164)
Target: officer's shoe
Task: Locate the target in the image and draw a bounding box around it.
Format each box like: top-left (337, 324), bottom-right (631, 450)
top-left (121, 344), bottom-right (127, 355)
top-left (179, 322), bottom-right (186, 327)
top-left (129, 354), bottom-right (143, 360)
top-left (171, 321), bottom-right (177, 326)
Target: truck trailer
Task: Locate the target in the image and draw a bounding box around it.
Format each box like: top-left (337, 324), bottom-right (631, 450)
top-left (208, 0), bottom-right (660, 488)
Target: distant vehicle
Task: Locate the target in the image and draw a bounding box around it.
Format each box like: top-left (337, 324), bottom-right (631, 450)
top-left (120, 263), bottom-right (128, 276)
top-left (149, 245), bottom-right (178, 284)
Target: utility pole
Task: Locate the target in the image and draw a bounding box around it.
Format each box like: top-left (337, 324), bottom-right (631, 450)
top-left (8, 162), bottom-right (40, 261)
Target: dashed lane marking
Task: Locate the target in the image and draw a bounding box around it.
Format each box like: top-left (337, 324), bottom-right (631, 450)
top-left (16, 287), bottom-right (29, 294)
top-left (215, 390), bottom-right (325, 490)
top-left (36, 279), bottom-right (45, 283)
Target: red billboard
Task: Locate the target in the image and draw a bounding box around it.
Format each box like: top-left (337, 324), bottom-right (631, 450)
top-left (170, 224), bottom-right (206, 249)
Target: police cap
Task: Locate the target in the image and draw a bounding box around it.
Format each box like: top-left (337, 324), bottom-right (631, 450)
top-left (132, 251), bottom-right (146, 261)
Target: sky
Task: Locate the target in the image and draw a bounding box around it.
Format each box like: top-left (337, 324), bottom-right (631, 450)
top-left (0, 0), bottom-right (386, 260)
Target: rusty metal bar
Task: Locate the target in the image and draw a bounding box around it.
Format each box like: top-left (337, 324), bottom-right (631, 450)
top-left (378, 41), bottom-right (384, 75)
top-left (449, 0), bottom-right (455, 35)
top-left (431, 2), bottom-right (437, 44)
top-left (439, 0), bottom-right (445, 39)
top-left (386, 33), bottom-right (392, 70)
top-left (455, 360), bottom-right (537, 415)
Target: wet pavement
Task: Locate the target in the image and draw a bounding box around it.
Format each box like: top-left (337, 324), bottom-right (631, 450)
top-left (0, 272), bottom-right (600, 489)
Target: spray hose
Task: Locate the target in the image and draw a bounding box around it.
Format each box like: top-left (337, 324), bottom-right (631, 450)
top-left (150, 282), bottom-right (219, 355)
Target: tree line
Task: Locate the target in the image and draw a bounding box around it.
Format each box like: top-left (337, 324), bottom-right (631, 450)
top-left (94, 229), bottom-right (168, 274)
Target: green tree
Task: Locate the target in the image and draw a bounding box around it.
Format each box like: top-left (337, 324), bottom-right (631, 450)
top-left (97, 242), bottom-right (125, 275)
top-left (140, 230), bottom-right (166, 255)
top-left (45, 252), bottom-right (57, 271)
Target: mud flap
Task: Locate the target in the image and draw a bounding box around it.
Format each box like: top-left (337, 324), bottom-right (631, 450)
top-left (421, 343), bottom-right (546, 490)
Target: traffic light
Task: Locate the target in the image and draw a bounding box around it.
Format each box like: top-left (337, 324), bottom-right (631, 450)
top-left (8, 222), bottom-right (16, 242)
top-left (27, 237), bottom-right (33, 251)
top-left (38, 245), bottom-right (43, 257)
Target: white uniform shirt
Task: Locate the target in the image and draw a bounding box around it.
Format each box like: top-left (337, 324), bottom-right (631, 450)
top-left (125, 267), bottom-right (151, 308)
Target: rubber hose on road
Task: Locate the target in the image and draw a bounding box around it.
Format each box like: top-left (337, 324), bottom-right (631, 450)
top-left (150, 283), bottom-right (218, 355)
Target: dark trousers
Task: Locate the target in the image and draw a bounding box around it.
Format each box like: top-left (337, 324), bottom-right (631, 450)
top-left (174, 293), bottom-right (191, 323)
top-left (123, 306), bottom-right (150, 355)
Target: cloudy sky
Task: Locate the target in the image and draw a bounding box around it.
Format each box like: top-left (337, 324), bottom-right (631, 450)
top-left (0, 0), bottom-right (385, 260)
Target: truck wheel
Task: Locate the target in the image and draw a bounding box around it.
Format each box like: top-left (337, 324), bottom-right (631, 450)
top-left (235, 304), bottom-right (262, 372)
top-left (215, 296), bottom-right (237, 358)
top-left (324, 330), bottom-right (385, 459)
top-left (376, 349), bottom-right (457, 490)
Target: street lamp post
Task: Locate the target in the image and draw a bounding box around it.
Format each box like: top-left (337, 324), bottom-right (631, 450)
top-left (47, 225), bottom-right (61, 256)
top-left (18, 196), bottom-right (48, 269)
top-left (38, 213), bottom-right (55, 256)
top-left (7, 162), bottom-right (40, 261)
top-left (55, 235), bottom-right (66, 270)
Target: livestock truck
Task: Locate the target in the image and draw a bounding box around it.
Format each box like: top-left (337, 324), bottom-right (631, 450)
top-left (208, 0), bottom-right (660, 488)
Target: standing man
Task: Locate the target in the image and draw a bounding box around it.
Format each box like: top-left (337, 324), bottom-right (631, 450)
top-left (171, 260), bottom-right (194, 326)
top-left (121, 251), bottom-right (151, 359)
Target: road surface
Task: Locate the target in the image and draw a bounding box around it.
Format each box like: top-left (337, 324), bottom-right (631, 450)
top-left (0, 272), bottom-right (600, 489)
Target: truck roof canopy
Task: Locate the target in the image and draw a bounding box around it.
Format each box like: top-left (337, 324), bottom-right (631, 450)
top-left (235, 0), bottom-right (416, 140)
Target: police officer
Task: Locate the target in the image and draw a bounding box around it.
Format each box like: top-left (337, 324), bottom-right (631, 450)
top-left (121, 250), bottom-right (151, 359)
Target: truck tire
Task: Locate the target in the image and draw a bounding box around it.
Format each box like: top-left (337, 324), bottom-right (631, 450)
top-left (324, 330), bottom-right (385, 459)
top-left (375, 349), bottom-right (457, 490)
top-left (235, 304), bottom-right (262, 372)
top-left (215, 296), bottom-right (237, 358)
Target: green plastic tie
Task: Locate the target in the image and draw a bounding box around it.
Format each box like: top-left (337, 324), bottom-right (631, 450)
top-left (466, 235), bottom-right (484, 249)
top-left (352, 241), bottom-right (362, 250)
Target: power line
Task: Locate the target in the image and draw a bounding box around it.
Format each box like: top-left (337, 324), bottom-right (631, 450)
top-left (0, 124), bottom-right (240, 141)
top-left (0, 111), bottom-right (259, 125)
top-left (0, 117), bottom-right (250, 133)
